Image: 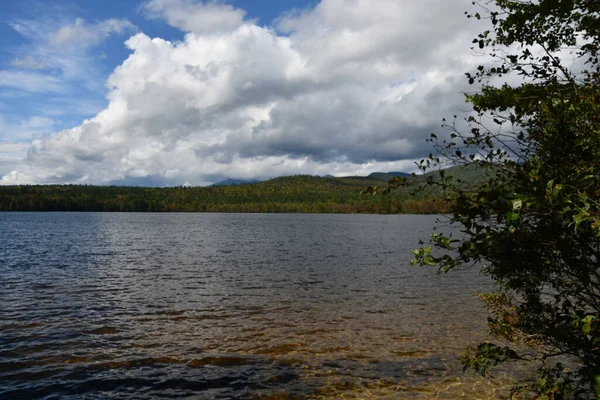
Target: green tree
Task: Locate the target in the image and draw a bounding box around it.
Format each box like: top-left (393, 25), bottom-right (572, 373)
top-left (408, 0), bottom-right (599, 398)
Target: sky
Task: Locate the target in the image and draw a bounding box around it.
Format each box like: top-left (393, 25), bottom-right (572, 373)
top-left (0, 0), bottom-right (486, 186)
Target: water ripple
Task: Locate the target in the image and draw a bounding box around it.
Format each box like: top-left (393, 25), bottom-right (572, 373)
top-left (0, 213), bottom-right (515, 398)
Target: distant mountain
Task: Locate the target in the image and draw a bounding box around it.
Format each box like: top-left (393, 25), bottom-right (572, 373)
top-left (368, 171), bottom-right (411, 177)
top-left (211, 178), bottom-right (262, 186)
top-left (2, 167), bottom-right (489, 213)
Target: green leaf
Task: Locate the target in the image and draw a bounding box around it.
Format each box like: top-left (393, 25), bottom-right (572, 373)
top-left (406, 0), bottom-right (600, 395)
top-left (505, 211), bottom-right (520, 223)
top-left (512, 199), bottom-right (522, 210)
top-left (581, 315), bottom-right (596, 335)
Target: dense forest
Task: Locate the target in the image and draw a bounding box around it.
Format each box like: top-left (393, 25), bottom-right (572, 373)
top-left (0, 171), bottom-right (460, 213)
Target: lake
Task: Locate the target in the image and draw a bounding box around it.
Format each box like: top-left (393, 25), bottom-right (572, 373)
top-left (0, 213), bottom-right (512, 398)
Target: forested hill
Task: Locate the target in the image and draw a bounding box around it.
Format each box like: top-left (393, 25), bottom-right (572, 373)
top-left (0, 171), bottom-right (463, 213)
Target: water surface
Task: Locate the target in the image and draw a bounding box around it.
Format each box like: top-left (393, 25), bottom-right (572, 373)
top-left (1, 213), bottom-right (508, 398)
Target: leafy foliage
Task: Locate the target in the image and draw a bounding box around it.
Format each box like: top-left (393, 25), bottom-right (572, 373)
top-left (408, 0), bottom-right (600, 397)
top-left (0, 173), bottom-right (447, 214)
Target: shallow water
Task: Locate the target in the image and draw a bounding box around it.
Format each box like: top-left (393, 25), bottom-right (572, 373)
top-left (1, 213), bottom-right (513, 398)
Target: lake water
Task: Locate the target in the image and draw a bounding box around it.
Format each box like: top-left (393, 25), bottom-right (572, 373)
top-left (0, 213), bottom-right (512, 399)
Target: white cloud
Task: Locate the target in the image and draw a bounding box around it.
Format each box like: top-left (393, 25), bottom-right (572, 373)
top-left (0, 71), bottom-right (64, 93)
top-left (48, 18), bottom-right (137, 49)
top-left (0, 142), bottom-right (30, 179)
top-left (7, 15), bottom-right (137, 92)
top-left (0, 143), bottom-right (31, 153)
top-left (18, 116), bottom-right (55, 130)
top-left (141, 0), bottom-right (247, 34)
top-left (0, 115), bottom-right (56, 142)
top-left (1, 0), bottom-right (488, 186)
top-left (10, 56), bottom-right (50, 70)
top-left (0, 114), bottom-right (52, 177)
top-left (2, 11), bottom-right (138, 149)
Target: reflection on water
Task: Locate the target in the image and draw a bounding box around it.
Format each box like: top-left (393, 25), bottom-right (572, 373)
top-left (1, 213), bottom-right (513, 398)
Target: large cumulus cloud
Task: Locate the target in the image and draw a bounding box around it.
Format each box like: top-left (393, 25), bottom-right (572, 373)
top-left (1, 0), bottom-right (485, 186)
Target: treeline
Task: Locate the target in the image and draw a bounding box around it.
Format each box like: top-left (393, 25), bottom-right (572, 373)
top-left (0, 174), bottom-right (449, 214)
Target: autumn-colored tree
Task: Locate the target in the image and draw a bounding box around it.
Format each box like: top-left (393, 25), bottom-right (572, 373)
top-left (410, 0), bottom-right (599, 397)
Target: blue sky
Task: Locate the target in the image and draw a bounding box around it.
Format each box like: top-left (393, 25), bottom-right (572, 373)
top-left (0, 0), bottom-right (313, 142)
top-left (0, 0), bottom-right (483, 185)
